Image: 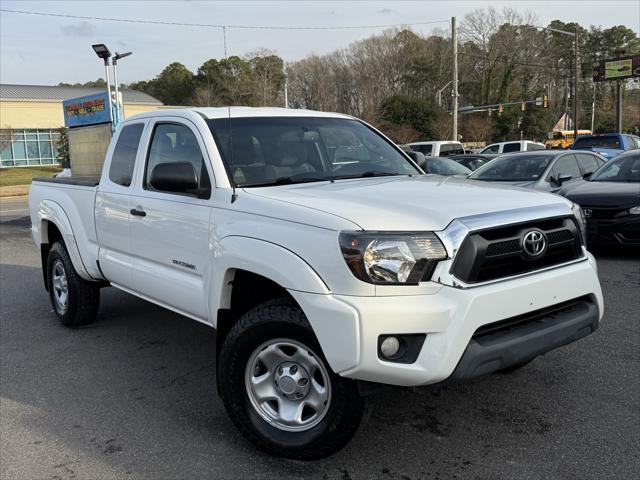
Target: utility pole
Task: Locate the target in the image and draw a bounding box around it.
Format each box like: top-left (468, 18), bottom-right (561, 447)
top-left (573, 27), bottom-right (579, 138)
top-left (591, 84), bottom-right (596, 133)
top-left (615, 81), bottom-right (623, 132)
top-left (614, 49), bottom-right (626, 133)
top-left (284, 76), bottom-right (289, 109)
top-left (451, 16), bottom-right (458, 141)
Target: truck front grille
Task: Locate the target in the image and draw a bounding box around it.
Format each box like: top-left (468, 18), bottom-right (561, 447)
top-left (451, 216), bottom-right (583, 284)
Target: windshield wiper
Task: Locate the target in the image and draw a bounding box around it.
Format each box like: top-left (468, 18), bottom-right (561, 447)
top-left (333, 171), bottom-right (403, 180)
top-left (238, 177), bottom-right (331, 188)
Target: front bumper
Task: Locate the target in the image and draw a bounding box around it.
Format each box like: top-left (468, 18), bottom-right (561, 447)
top-left (587, 216), bottom-right (640, 246)
top-left (292, 253), bottom-right (603, 387)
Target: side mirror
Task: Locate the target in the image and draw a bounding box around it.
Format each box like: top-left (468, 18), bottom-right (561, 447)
top-left (405, 151), bottom-right (427, 170)
top-left (582, 172), bottom-right (593, 180)
top-left (149, 162), bottom-right (201, 196)
top-left (557, 173), bottom-right (572, 185)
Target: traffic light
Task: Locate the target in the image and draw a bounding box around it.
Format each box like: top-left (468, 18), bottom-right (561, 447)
top-left (521, 100), bottom-right (526, 111)
top-left (543, 95), bottom-right (549, 108)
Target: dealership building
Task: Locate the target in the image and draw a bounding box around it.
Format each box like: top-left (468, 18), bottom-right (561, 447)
top-left (0, 84), bottom-right (163, 167)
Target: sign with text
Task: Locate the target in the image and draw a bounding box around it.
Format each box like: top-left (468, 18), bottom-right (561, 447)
top-left (592, 55), bottom-right (640, 82)
top-left (63, 92), bottom-right (111, 128)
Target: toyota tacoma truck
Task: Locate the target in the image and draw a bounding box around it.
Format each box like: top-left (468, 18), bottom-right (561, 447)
top-left (29, 107), bottom-right (603, 459)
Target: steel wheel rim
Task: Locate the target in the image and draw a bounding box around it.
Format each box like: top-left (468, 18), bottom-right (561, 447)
top-left (51, 260), bottom-right (68, 313)
top-left (244, 338), bottom-right (331, 432)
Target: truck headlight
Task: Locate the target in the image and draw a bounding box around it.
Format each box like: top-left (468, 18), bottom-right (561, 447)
top-left (571, 202), bottom-right (587, 245)
top-left (629, 206), bottom-right (640, 215)
top-left (339, 232), bottom-right (447, 284)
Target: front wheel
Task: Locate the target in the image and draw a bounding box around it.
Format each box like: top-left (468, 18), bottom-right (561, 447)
top-left (218, 299), bottom-right (367, 460)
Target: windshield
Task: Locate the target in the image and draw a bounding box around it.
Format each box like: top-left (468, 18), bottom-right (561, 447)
top-left (573, 136), bottom-right (621, 149)
top-left (590, 154), bottom-right (640, 182)
top-left (426, 157), bottom-right (471, 176)
top-left (207, 117), bottom-right (419, 187)
top-left (469, 154), bottom-right (553, 181)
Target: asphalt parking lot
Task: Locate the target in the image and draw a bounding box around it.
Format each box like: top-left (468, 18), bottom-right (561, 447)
top-left (1, 197), bottom-right (638, 480)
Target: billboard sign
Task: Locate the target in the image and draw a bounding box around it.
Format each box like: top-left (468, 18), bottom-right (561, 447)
top-left (63, 92), bottom-right (111, 128)
top-left (592, 55), bottom-right (640, 82)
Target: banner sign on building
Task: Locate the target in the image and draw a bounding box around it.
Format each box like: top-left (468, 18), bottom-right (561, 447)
top-left (592, 55), bottom-right (640, 82)
top-left (63, 92), bottom-right (111, 128)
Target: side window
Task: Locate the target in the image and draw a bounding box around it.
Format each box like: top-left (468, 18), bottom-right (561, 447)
top-left (575, 153), bottom-right (599, 175)
top-left (482, 144), bottom-right (500, 153)
top-left (452, 144), bottom-right (465, 155)
top-left (109, 123), bottom-right (144, 187)
top-left (439, 144), bottom-right (452, 157)
top-left (145, 123), bottom-right (211, 198)
top-left (551, 154), bottom-right (581, 180)
top-left (502, 142), bottom-right (521, 153)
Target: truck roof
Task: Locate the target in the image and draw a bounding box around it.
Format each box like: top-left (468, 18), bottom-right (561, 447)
top-left (127, 106), bottom-right (353, 121)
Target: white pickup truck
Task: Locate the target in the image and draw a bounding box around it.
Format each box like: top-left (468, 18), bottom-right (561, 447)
top-left (29, 107), bottom-right (603, 459)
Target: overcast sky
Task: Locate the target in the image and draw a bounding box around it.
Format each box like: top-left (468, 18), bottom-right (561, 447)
top-left (1, 0), bottom-right (639, 86)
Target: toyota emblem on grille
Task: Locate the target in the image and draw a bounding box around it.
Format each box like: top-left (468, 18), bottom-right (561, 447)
top-left (521, 230), bottom-right (547, 257)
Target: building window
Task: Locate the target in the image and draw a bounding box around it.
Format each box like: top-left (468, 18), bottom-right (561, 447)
top-left (0, 129), bottom-right (63, 167)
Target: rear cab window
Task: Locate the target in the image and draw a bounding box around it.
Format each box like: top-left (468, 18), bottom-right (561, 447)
top-left (502, 142), bottom-right (521, 153)
top-left (108, 123), bottom-right (144, 187)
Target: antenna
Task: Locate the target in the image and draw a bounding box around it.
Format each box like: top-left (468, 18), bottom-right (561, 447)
top-left (222, 26), bottom-right (238, 203)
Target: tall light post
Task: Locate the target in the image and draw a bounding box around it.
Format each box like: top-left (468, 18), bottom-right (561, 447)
top-left (91, 43), bottom-right (113, 124)
top-left (113, 51), bottom-right (132, 126)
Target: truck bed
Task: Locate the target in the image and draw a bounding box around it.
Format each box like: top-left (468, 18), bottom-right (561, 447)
top-left (32, 176), bottom-right (100, 187)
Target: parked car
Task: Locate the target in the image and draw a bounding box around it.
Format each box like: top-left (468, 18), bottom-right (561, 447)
top-left (560, 150), bottom-right (640, 246)
top-left (403, 140), bottom-right (465, 157)
top-left (468, 150), bottom-right (606, 192)
top-left (29, 107), bottom-right (603, 459)
top-left (399, 148), bottom-right (472, 176)
top-left (480, 140), bottom-right (546, 154)
top-left (450, 153), bottom-right (500, 171)
top-left (569, 133), bottom-right (640, 160)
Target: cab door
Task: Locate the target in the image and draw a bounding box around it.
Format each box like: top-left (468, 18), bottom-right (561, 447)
top-left (127, 118), bottom-right (214, 321)
top-left (95, 122), bottom-right (147, 287)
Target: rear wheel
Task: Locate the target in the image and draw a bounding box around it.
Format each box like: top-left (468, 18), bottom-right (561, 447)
top-left (219, 299), bottom-right (367, 460)
top-left (47, 241), bottom-right (100, 327)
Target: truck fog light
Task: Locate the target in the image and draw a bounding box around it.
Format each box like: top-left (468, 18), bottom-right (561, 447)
top-left (380, 336), bottom-right (400, 357)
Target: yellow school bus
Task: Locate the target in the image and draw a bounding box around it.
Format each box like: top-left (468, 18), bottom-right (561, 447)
top-left (545, 130), bottom-right (593, 149)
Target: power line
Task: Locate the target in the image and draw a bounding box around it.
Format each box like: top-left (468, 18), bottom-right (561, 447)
top-left (0, 8), bottom-right (450, 30)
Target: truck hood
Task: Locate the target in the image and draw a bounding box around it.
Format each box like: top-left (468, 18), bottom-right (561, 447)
top-left (244, 175), bottom-right (570, 231)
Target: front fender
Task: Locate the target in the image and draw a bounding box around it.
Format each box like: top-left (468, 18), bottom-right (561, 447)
top-left (37, 200), bottom-right (94, 281)
top-left (210, 236), bottom-right (330, 320)
top-left (209, 236), bottom-right (361, 373)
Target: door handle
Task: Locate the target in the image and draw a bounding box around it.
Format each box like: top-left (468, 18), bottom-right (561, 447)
top-left (130, 208), bottom-right (146, 217)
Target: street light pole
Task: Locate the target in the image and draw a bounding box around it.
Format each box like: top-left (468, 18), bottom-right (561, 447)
top-left (91, 44), bottom-right (113, 127)
top-left (112, 52), bottom-right (132, 127)
top-left (574, 27), bottom-right (579, 139)
top-left (451, 16), bottom-right (458, 142)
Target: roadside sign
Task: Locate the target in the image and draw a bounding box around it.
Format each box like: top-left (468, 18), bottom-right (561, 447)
top-left (592, 55), bottom-right (640, 82)
top-left (63, 92), bottom-right (111, 128)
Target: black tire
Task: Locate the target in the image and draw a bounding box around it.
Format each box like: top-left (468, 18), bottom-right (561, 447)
top-left (46, 241), bottom-right (100, 327)
top-left (218, 298), bottom-right (367, 460)
top-left (498, 358), bottom-right (534, 374)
